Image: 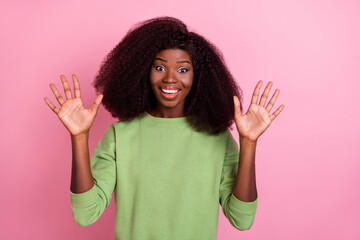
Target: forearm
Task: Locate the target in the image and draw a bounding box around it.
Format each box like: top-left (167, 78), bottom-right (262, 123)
top-left (70, 132), bottom-right (94, 193)
top-left (232, 136), bottom-right (258, 202)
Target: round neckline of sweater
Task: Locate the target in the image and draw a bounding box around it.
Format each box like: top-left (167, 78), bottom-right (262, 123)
top-left (144, 111), bottom-right (187, 124)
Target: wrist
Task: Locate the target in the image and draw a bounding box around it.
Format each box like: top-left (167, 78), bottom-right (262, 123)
top-left (239, 135), bottom-right (258, 144)
top-left (71, 132), bottom-right (89, 141)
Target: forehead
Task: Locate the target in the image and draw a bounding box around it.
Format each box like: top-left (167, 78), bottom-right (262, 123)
top-left (155, 49), bottom-right (192, 62)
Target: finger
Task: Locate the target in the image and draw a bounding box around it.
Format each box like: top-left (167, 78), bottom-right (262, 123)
top-left (44, 97), bottom-right (60, 114)
top-left (72, 74), bottom-right (81, 98)
top-left (233, 96), bottom-right (242, 116)
top-left (60, 75), bottom-right (73, 100)
top-left (265, 89), bottom-right (280, 112)
top-left (259, 81), bottom-right (273, 107)
top-left (90, 94), bottom-right (103, 115)
top-left (49, 83), bottom-right (66, 105)
top-left (270, 105), bottom-right (285, 121)
top-left (250, 80), bottom-right (263, 105)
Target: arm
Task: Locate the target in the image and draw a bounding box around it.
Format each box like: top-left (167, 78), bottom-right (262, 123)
top-left (232, 80), bottom-right (284, 202)
top-left (45, 74), bottom-right (102, 193)
top-left (222, 80), bottom-right (284, 230)
top-left (69, 125), bottom-right (116, 227)
top-left (219, 130), bottom-right (258, 231)
top-left (70, 132), bottom-right (94, 194)
top-left (232, 137), bottom-right (257, 202)
top-left (45, 74), bottom-right (110, 226)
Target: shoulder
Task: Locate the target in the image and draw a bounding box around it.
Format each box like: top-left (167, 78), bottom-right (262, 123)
top-left (109, 114), bottom-right (149, 137)
top-left (111, 114), bottom-right (145, 129)
top-left (192, 127), bottom-right (231, 149)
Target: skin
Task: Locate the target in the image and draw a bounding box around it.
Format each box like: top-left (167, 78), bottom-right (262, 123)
top-left (148, 49), bottom-right (194, 118)
top-left (44, 51), bottom-right (285, 201)
top-left (232, 81), bottom-right (285, 202)
top-left (44, 75), bottom-right (102, 193)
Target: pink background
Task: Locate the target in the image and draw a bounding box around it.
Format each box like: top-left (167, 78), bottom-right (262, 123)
top-left (1, 0), bottom-right (359, 239)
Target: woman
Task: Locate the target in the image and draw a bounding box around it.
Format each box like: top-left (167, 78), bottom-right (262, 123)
top-left (44, 16), bottom-right (284, 240)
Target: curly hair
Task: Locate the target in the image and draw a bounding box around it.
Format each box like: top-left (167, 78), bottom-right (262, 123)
top-left (93, 16), bottom-right (243, 135)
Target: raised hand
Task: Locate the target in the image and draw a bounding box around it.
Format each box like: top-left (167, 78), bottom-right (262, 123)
top-left (44, 74), bottom-right (103, 137)
top-left (233, 80), bottom-right (284, 142)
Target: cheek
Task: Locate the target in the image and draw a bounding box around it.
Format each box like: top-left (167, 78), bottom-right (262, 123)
top-left (149, 71), bottom-right (162, 89)
top-left (149, 70), bottom-right (156, 84)
top-left (185, 74), bottom-right (194, 89)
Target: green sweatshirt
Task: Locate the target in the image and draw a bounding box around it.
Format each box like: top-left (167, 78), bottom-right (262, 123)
top-left (70, 112), bottom-right (258, 240)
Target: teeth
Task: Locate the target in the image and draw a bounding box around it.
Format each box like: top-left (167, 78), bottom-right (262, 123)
top-left (161, 88), bottom-right (180, 94)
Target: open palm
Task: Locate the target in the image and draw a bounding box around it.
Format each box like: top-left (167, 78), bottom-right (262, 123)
top-left (44, 74), bottom-right (103, 136)
top-left (233, 81), bottom-right (285, 141)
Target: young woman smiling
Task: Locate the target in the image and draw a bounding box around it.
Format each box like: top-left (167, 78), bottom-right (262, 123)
top-left (149, 48), bottom-right (194, 118)
top-left (44, 16), bottom-right (284, 240)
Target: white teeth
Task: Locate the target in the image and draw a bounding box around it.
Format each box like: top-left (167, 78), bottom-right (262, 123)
top-left (161, 89), bottom-right (180, 94)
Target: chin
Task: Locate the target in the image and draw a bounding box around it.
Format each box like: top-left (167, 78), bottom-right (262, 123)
top-left (161, 101), bottom-right (179, 108)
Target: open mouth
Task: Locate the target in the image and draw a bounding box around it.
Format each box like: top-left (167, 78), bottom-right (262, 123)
top-left (160, 88), bottom-right (181, 99)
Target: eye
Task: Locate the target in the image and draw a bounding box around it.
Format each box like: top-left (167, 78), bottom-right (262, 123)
top-left (155, 65), bottom-right (165, 71)
top-left (178, 68), bottom-right (189, 73)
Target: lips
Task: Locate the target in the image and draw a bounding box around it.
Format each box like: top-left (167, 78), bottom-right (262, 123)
top-left (160, 87), bottom-right (180, 93)
top-left (159, 87), bottom-right (181, 99)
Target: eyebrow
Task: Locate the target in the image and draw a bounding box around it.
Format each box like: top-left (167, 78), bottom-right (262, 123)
top-left (154, 57), bottom-right (191, 64)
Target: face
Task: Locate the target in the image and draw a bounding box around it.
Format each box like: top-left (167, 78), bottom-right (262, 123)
top-left (149, 48), bottom-right (194, 117)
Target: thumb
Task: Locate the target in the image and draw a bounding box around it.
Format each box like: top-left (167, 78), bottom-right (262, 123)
top-left (90, 94), bottom-right (103, 114)
top-left (233, 96), bottom-right (242, 117)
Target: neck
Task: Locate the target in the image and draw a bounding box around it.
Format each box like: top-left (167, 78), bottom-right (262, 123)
top-left (149, 106), bottom-right (185, 118)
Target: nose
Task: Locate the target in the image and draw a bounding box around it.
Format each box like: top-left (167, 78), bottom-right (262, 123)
top-left (163, 70), bottom-right (178, 84)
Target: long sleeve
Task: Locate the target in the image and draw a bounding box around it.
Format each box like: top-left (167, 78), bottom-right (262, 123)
top-left (69, 124), bottom-right (117, 226)
top-left (219, 130), bottom-right (258, 231)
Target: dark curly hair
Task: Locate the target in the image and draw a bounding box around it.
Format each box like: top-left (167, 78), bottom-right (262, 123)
top-left (93, 16), bottom-right (243, 135)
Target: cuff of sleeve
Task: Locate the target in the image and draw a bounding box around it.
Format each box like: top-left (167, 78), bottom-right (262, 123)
top-left (229, 193), bottom-right (258, 214)
top-left (70, 184), bottom-right (98, 207)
